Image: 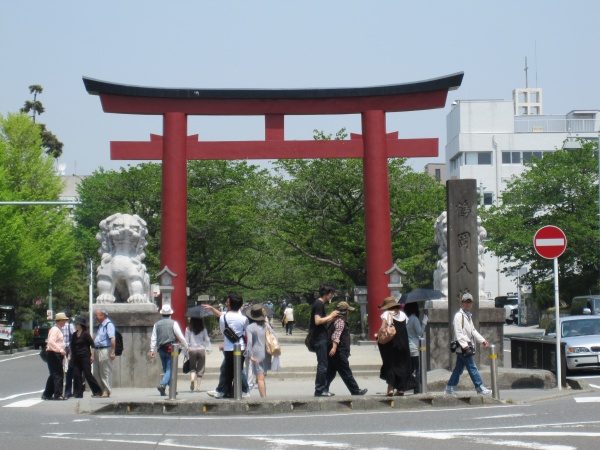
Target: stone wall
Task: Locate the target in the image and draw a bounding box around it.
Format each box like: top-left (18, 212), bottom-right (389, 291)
top-left (93, 304), bottom-right (162, 388)
top-left (424, 307), bottom-right (504, 370)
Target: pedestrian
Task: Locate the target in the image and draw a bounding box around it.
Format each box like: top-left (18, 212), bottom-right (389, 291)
top-left (284, 303), bottom-right (295, 335)
top-left (280, 300), bottom-right (287, 328)
top-left (377, 297), bottom-right (417, 396)
top-left (325, 302), bottom-right (368, 396)
top-left (207, 293), bottom-right (250, 399)
top-left (60, 311), bottom-right (76, 398)
top-left (265, 300), bottom-right (274, 325)
top-left (445, 293), bottom-right (492, 395)
top-left (310, 284), bottom-right (340, 397)
top-left (404, 302), bottom-right (428, 394)
top-left (184, 317), bottom-right (212, 393)
top-left (150, 305), bottom-right (189, 396)
top-left (245, 304), bottom-right (274, 398)
top-left (70, 315), bottom-right (103, 398)
top-left (93, 309), bottom-right (116, 397)
top-left (41, 312), bottom-right (68, 400)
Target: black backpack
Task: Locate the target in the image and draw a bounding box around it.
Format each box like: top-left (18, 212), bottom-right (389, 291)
top-left (107, 320), bottom-right (124, 356)
top-left (114, 329), bottom-right (124, 356)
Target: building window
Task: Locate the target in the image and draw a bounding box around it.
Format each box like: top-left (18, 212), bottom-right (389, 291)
top-left (522, 151), bottom-right (543, 163)
top-left (435, 169), bottom-right (441, 181)
top-left (483, 192), bottom-right (493, 205)
top-left (465, 152), bottom-right (492, 165)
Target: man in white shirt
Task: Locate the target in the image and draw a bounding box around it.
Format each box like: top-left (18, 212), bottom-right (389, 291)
top-left (150, 305), bottom-right (188, 396)
top-left (207, 293), bottom-right (249, 399)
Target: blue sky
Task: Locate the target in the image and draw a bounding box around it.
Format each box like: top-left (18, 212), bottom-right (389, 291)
top-left (1, 1), bottom-right (599, 175)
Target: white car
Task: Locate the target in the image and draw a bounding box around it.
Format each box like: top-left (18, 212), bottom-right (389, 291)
top-left (544, 315), bottom-right (600, 372)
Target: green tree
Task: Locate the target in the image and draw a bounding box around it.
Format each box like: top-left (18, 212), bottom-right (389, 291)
top-left (20, 84), bottom-right (63, 157)
top-left (483, 140), bottom-right (599, 306)
top-left (0, 113), bottom-right (79, 321)
top-left (269, 129), bottom-right (446, 292)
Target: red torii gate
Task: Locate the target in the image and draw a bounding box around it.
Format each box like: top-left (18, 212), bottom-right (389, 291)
top-left (84, 73), bottom-right (463, 337)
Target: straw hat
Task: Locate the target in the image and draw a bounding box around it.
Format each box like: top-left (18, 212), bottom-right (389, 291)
top-left (245, 304), bottom-right (266, 321)
top-left (378, 297), bottom-right (401, 310)
top-left (54, 312), bottom-right (69, 321)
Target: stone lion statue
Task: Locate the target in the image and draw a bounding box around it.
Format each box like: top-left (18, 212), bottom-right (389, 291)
top-left (96, 213), bottom-right (151, 304)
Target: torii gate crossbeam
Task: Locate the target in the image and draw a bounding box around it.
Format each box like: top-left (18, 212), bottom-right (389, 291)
top-left (84, 73), bottom-right (463, 336)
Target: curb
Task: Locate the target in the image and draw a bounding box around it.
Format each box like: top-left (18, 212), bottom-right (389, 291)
top-left (87, 393), bottom-right (502, 416)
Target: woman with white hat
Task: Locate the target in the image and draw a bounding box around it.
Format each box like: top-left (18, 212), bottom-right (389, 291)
top-left (41, 313), bottom-right (68, 400)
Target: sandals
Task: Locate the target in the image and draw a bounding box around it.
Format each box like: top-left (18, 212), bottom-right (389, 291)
top-left (387, 391), bottom-right (394, 397)
top-left (394, 391), bottom-right (405, 396)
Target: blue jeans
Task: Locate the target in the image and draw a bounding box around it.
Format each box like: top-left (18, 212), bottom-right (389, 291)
top-left (158, 348), bottom-right (172, 387)
top-left (447, 352), bottom-right (483, 388)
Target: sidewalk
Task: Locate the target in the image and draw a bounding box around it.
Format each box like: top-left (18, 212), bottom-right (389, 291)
top-left (73, 322), bottom-right (590, 416)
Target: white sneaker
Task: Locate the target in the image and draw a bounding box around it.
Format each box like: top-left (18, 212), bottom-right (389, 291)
top-left (444, 385), bottom-right (456, 395)
top-left (476, 385), bottom-right (492, 395)
top-left (242, 391), bottom-right (251, 398)
top-left (207, 390), bottom-right (224, 399)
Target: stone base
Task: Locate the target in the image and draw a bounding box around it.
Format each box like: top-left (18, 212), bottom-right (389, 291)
top-left (424, 307), bottom-right (505, 370)
top-left (93, 304), bottom-right (162, 388)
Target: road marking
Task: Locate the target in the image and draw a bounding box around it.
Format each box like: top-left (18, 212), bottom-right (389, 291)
top-left (589, 384), bottom-right (600, 389)
top-left (0, 353), bottom-right (38, 363)
top-left (0, 390), bottom-right (43, 401)
top-left (574, 397), bottom-right (600, 403)
top-left (472, 413), bottom-right (528, 420)
top-left (46, 435), bottom-right (232, 449)
top-left (4, 399), bottom-right (44, 408)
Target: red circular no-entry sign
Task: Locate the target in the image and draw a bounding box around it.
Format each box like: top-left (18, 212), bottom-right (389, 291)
top-left (534, 226), bottom-right (567, 259)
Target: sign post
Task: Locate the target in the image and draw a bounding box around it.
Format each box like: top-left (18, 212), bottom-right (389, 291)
top-left (534, 225), bottom-right (567, 389)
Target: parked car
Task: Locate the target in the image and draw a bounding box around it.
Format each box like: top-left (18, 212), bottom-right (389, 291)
top-left (33, 321), bottom-right (53, 349)
top-left (0, 305), bottom-right (16, 348)
top-left (544, 315), bottom-right (600, 373)
top-left (571, 295), bottom-right (600, 316)
top-left (495, 295), bottom-right (519, 324)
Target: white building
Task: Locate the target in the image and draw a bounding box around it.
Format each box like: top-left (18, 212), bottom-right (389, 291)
top-left (445, 88), bottom-right (599, 300)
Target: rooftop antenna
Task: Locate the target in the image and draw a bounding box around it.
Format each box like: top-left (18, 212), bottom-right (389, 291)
top-left (524, 56), bottom-right (529, 88)
top-left (535, 41), bottom-right (538, 88)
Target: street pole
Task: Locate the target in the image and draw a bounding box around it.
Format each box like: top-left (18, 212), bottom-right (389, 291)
top-left (554, 257), bottom-right (562, 390)
top-left (88, 258), bottom-right (94, 337)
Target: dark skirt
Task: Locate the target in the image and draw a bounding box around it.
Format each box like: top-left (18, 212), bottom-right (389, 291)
top-left (378, 317), bottom-right (417, 392)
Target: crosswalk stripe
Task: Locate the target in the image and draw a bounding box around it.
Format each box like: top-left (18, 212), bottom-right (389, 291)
top-left (4, 399), bottom-right (44, 408)
top-left (574, 397), bottom-right (600, 403)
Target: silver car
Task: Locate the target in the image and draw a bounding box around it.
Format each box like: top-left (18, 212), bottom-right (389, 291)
top-left (544, 315), bottom-right (600, 372)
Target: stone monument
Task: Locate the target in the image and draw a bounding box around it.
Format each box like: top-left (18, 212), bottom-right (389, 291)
top-left (92, 213), bottom-right (161, 388)
top-left (425, 180), bottom-right (504, 370)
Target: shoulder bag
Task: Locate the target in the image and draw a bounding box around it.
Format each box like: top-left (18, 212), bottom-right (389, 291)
top-left (377, 312), bottom-right (396, 345)
top-left (222, 313), bottom-right (241, 343)
top-left (265, 323), bottom-right (281, 356)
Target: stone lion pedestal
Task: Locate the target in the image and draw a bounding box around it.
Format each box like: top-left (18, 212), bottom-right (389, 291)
top-left (93, 302), bottom-right (162, 388)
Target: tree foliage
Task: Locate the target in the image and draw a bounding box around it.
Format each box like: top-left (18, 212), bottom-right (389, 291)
top-left (268, 129), bottom-right (446, 293)
top-left (0, 113), bottom-right (79, 322)
top-left (20, 84), bottom-right (63, 157)
top-left (482, 140), bottom-right (599, 306)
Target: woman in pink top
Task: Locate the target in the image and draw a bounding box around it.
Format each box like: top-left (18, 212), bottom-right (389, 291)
top-left (42, 312), bottom-right (68, 400)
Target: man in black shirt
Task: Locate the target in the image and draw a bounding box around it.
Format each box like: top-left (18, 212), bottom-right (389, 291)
top-left (310, 284), bottom-right (340, 397)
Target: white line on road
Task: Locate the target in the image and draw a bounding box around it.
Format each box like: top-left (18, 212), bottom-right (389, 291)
top-left (0, 353), bottom-right (38, 363)
top-left (4, 399), bottom-right (43, 408)
top-left (589, 384), bottom-right (600, 389)
top-left (0, 390), bottom-right (43, 402)
top-left (574, 397), bottom-right (600, 403)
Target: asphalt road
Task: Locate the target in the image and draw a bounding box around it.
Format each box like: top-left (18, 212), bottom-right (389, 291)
top-left (3, 338), bottom-right (600, 449)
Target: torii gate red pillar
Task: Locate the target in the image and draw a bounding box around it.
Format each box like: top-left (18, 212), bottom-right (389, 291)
top-left (84, 73), bottom-right (463, 335)
top-left (161, 112), bottom-right (188, 318)
top-left (362, 110), bottom-right (393, 333)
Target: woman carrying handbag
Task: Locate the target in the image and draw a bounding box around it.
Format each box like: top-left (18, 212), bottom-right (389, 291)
top-left (376, 297), bottom-right (416, 396)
